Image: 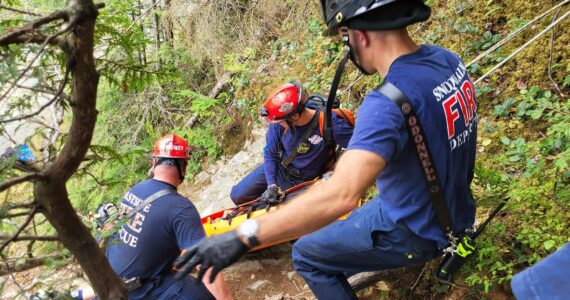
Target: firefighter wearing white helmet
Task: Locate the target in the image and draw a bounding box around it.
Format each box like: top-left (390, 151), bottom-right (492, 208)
top-left (174, 1), bottom-right (477, 299)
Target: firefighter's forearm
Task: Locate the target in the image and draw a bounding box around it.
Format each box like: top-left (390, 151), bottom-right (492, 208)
top-left (203, 268), bottom-right (232, 300)
top-left (254, 150), bottom-right (385, 245)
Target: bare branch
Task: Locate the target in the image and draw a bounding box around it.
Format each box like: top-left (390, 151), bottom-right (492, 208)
top-left (0, 9), bottom-right (69, 45)
top-left (125, 0), bottom-right (161, 33)
top-left (0, 26), bottom-right (72, 103)
top-left (0, 5), bottom-right (41, 17)
top-left (4, 202), bottom-right (35, 210)
top-left (0, 173), bottom-right (42, 193)
top-left (15, 83), bottom-right (71, 101)
top-left (0, 5), bottom-right (42, 16)
top-left (0, 203), bottom-right (39, 253)
top-left (0, 68), bottom-right (70, 123)
top-left (548, 8), bottom-right (566, 97)
top-left (0, 254), bottom-right (66, 276)
top-left (2, 212), bottom-right (34, 219)
top-left (0, 32), bottom-right (64, 46)
top-left (0, 235), bottom-right (59, 242)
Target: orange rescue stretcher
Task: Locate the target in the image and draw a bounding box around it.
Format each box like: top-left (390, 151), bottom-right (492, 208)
top-left (201, 178), bottom-right (358, 251)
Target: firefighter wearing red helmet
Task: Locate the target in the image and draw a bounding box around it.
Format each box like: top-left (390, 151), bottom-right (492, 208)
top-left (176, 1), bottom-right (479, 298)
top-left (260, 81), bottom-right (308, 124)
top-left (105, 134), bottom-right (231, 300)
top-left (230, 81), bottom-right (354, 206)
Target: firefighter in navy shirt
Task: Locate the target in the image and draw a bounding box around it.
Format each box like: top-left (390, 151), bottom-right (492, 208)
top-left (230, 81), bottom-right (354, 205)
top-left (106, 134), bottom-right (231, 300)
top-left (174, 1), bottom-right (477, 299)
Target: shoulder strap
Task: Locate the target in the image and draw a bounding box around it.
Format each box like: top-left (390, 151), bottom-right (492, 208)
top-left (127, 188), bottom-right (175, 219)
top-left (281, 109), bottom-right (322, 168)
top-left (376, 82), bottom-right (454, 236)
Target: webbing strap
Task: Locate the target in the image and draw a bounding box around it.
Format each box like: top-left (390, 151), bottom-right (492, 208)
top-left (281, 109), bottom-right (322, 168)
top-left (324, 51), bottom-right (350, 146)
top-left (127, 188), bottom-right (175, 219)
top-left (376, 82), bottom-right (454, 236)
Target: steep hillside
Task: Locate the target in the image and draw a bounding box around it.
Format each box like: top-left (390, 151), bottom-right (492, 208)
top-left (1, 0), bottom-right (568, 298)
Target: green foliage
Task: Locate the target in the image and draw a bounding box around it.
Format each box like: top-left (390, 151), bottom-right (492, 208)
top-left (492, 98), bottom-right (516, 117)
top-left (473, 81), bottom-right (570, 294)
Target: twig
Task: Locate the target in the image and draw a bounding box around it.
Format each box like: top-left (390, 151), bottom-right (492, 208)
top-left (0, 173), bottom-right (42, 193)
top-left (125, 0), bottom-right (161, 33)
top-left (0, 67), bottom-right (69, 123)
top-left (0, 235), bottom-right (58, 242)
top-left (0, 4), bottom-right (41, 16)
top-left (466, 0), bottom-right (570, 68)
top-left (0, 24), bottom-right (72, 103)
top-left (0, 203), bottom-right (39, 253)
top-left (15, 83), bottom-right (71, 102)
top-left (80, 169), bottom-right (105, 187)
top-left (547, 8), bottom-right (566, 97)
top-left (410, 264), bottom-right (427, 291)
top-left (4, 202), bottom-right (35, 210)
top-left (337, 74), bottom-right (364, 96)
top-left (0, 9), bottom-right (68, 44)
top-left (2, 212), bottom-right (34, 219)
top-left (474, 9), bottom-right (570, 85)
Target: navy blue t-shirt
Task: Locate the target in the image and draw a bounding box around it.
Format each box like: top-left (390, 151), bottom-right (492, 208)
top-left (348, 45), bottom-right (477, 248)
top-left (264, 111), bottom-right (354, 184)
top-left (105, 179), bottom-right (205, 298)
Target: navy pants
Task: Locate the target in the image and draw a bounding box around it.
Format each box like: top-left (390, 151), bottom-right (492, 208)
top-left (292, 197), bottom-right (440, 300)
top-left (230, 164), bottom-right (306, 205)
top-left (130, 273), bottom-right (214, 300)
top-left (511, 242), bottom-right (570, 300)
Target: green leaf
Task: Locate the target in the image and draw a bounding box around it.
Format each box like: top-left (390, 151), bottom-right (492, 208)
top-left (501, 136), bottom-right (511, 145)
top-left (543, 240), bottom-right (555, 250)
top-left (509, 155), bottom-right (521, 162)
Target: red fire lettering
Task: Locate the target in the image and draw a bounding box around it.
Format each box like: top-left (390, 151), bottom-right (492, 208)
top-left (443, 94), bottom-right (459, 138)
top-left (455, 90), bottom-right (469, 126)
top-left (461, 80), bottom-right (477, 120)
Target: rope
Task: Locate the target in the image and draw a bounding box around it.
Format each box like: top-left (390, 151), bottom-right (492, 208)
top-left (474, 9), bottom-right (570, 85)
top-left (466, 0), bottom-right (570, 68)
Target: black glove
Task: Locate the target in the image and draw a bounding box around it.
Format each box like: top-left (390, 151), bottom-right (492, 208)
top-left (260, 184), bottom-right (281, 205)
top-left (174, 231), bottom-right (249, 283)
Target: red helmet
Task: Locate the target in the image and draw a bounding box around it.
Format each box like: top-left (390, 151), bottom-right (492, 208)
top-left (153, 133), bottom-right (191, 159)
top-left (260, 81), bottom-right (308, 123)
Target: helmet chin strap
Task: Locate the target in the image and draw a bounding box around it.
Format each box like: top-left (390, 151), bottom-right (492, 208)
top-left (341, 28), bottom-right (375, 76)
top-left (174, 159), bottom-right (185, 183)
top-left (322, 27), bottom-right (374, 145)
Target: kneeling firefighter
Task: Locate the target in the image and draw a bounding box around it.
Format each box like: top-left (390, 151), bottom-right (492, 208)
top-left (230, 81), bottom-right (354, 206)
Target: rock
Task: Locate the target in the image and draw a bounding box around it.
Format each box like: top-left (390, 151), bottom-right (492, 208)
top-left (195, 171), bottom-right (209, 184)
top-left (227, 260), bottom-right (263, 273)
top-left (260, 258), bottom-right (284, 266)
top-left (287, 271), bottom-right (298, 281)
top-left (265, 293), bottom-right (284, 300)
top-left (248, 279), bottom-right (271, 292)
top-left (375, 281), bottom-right (390, 291)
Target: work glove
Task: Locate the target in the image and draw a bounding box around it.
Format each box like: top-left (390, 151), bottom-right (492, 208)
top-left (260, 184), bottom-right (281, 205)
top-left (174, 231), bottom-right (248, 283)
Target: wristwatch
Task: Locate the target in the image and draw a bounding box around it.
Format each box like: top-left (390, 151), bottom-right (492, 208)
top-left (237, 219), bottom-right (261, 248)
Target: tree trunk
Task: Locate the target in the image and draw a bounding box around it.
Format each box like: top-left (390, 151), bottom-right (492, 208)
top-left (348, 265), bottom-right (424, 292)
top-left (137, 0), bottom-right (147, 65)
top-left (153, 7), bottom-right (162, 69)
top-left (162, 0), bottom-right (174, 47)
top-left (34, 1), bottom-right (127, 298)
